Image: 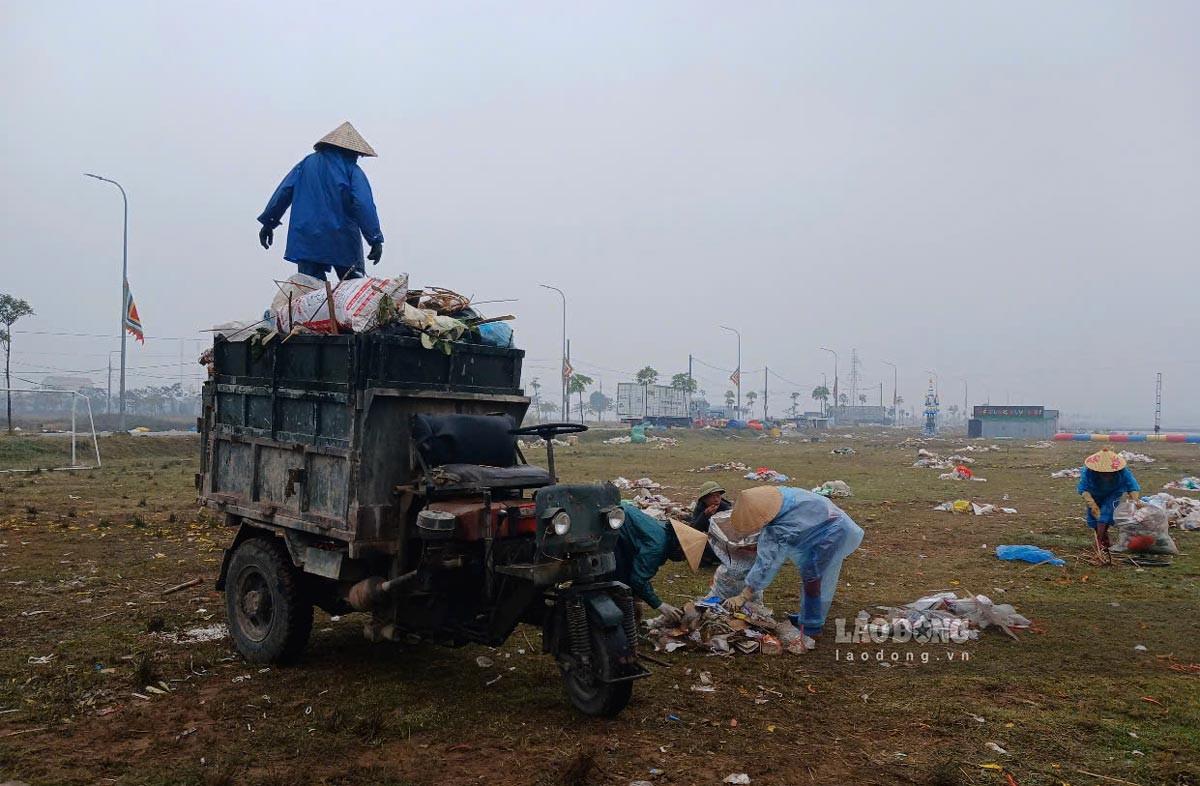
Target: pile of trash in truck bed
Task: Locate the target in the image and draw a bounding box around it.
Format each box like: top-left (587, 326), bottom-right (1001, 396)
top-left (208, 274), bottom-right (515, 354)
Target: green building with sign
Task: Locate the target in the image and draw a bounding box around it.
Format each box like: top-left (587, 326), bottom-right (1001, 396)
top-left (967, 405), bottom-right (1059, 439)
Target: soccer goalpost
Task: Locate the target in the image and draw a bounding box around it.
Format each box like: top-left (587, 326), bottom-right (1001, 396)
top-left (0, 389), bottom-right (102, 473)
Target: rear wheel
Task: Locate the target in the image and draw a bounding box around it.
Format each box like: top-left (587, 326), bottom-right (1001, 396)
top-left (561, 625), bottom-right (633, 717)
top-left (224, 536), bottom-right (313, 664)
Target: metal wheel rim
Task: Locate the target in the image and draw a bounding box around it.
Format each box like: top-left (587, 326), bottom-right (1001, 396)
top-left (233, 566), bottom-right (274, 642)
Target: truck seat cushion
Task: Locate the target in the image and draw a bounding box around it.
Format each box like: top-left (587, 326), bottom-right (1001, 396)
top-left (432, 463), bottom-right (552, 488)
top-left (412, 413), bottom-right (518, 468)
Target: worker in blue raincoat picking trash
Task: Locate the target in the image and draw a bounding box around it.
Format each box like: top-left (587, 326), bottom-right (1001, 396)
top-left (612, 501), bottom-right (707, 627)
top-left (1077, 448), bottom-right (1141, 552)
top-left (257, 122), bottom-right (385, 280)
top-left (722, 486), bottom-right (863, 645)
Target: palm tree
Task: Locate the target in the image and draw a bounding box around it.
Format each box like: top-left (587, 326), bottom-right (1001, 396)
top-left (567, 373), bottom-right (594, 422)
top-left (724, 390), bottom-right (735, 413)
top-left (811, 385), bottom-right (830, 416)
top-left (746, 390), bottom-right (758, 418)
top-left (788, 391), bottom-right (801, 417)
top-left (529, 377), bottom-right (542, 422)
top-left (635, 367), bottom-right (659, 386)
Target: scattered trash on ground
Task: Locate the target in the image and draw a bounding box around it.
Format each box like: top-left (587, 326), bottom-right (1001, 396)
top-left (812, 480), bottom-right (852, 498)
top-left (1051, 468), bottom-right (1082, 479)
top-left (744, 468), bottom-right (789, 483)
top-left (691, 462), bottom-right (751, 473)
top-left (646, 599), bottom-right (814, 656)
top-left (1139, 493), bottom-right (1200, 528)
top-left (1118, 451), bottom-right (1154, 464)
top-left (613, 477), bottom-right (662, 491)
top-left (723, 775), bottom-right (751, 785)
top-left (864, 591), bottom-right (1032, 641)
top-left (996, 545), bottom-right (1065, 566)
top-left (940, 466), bottom-right (986, 482)
top-left (475, 655), bottom-right (495, 668)
top-left (517, 436), bottom-right (576, 449)
top-left (935, 501), bottom-right (1017, 515)
top-left (604, 435), bottom-right (678, 446)
top-left (1163, 477), bottom-right (1200, 491)
top-left (155, 624), bottom-right (229, 645)
top-left (830, 447), bottom-right (857, 456)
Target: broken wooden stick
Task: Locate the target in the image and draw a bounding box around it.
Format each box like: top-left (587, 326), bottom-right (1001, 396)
top-left (161, 578), bottom-right (202, 596)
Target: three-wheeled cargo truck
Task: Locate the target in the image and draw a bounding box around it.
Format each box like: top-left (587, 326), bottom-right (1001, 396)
top-left (197, 333), bottom-right (648, 715)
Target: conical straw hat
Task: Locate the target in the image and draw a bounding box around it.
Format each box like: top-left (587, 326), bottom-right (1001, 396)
top-left (1084, 448), bottom-right (1126, 473)
top-left (315, 122), bottom-right (377, 157)
top-left (669, 518), bottom-right (708, 572)
top-left (730, 486), bottom-right (783, 537)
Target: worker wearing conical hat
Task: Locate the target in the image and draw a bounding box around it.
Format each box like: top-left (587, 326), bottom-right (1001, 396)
top-left (722, 486), bottom-right (864, 645)
top-left (1077, 448), bottom-right (1141, 551)
top-left (257, 122), bottom-right (385, 280)
top-left (612, 501), bottom-right (707, 627)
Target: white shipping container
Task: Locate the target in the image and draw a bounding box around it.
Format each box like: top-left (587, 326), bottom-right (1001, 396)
top-left (616, 383), bottom-right (690, 421)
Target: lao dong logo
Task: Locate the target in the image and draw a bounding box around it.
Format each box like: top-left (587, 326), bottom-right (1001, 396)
top-left (834, 612), bottom-right (973, 645)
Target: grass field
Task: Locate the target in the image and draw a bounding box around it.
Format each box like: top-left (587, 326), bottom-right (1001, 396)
top-left (0, 429), bottom-right (1197, 786)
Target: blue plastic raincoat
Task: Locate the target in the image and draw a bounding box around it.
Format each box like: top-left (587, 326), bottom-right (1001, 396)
top-left (1077, 467), bottom-right (1139, 527)
top-left (613, 501), bottom-right (681, 608)
top-left (744, 487), bottom-right (864, 634)
top-left (257, 146), bottom-right (384, 273)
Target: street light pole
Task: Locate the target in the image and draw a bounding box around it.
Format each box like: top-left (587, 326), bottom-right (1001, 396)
top-left (820, 348), bottom-right (839, 422)
top-left (720, 325), bottom-right (741, 418)
top-left (85, 174), bottom-right (128, 431)
top-left (539, 284), bottom-right (567, 421)
top-left (882, 360), bottom-right (897, 425)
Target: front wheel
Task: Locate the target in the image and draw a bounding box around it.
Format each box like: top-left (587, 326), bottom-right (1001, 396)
top-left (224, 536), bottom-right (313, 664)
top-left (561, 625), bottom-right (633, 717)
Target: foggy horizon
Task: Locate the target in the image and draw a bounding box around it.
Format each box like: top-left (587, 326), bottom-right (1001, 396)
top-left (3, 2), bottom-right (1197, 429)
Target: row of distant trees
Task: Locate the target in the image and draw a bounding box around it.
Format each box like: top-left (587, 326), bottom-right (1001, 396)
top-left (526, 365), bottom-right (917, 423)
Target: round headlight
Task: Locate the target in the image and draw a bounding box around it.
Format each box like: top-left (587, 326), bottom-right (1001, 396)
top-left (606, 508), bottom-right (625, 530)
top-left (552, 511), bottom-right (572, 536)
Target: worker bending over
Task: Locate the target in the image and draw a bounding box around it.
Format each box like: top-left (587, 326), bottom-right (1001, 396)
top-left (613, 501), bottom-right (706, 626)
top-left (723, 486), bottom-right (863, 639)
top-left (1077, 448), bottom-right (1141, 552)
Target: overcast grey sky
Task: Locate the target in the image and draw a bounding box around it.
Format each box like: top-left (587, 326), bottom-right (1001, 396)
top-left (2, 1), bottom-right (1197, 426)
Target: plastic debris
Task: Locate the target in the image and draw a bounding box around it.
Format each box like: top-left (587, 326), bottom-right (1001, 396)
top-left (1051, 468), bottom-right (1082, 479)
top-left (646, 599), bottom-right (814, 656)
top-left (1163, 477), bottom-right (1200, 491)
top-left (939, 466), bottom-right (985, 482)
top-left (1118, 451), bottom-right (1154, 463)
top-left (830, 447), bottom-right (857, 456)
top-left (723, 775), bottom-right (751, 785)
top-left (864, 592), bottom-right (1032, 641)
top-left (745, 468), bottom-right (789, 483)
top-left (986, 742), bottom-right (1009, 755)
top-left (996, 545), bottom-right (1065, 566)
top-left (1134, 644), bottom-right (1148, 652)
top-left (475, 655), bottom-right (495, 668)
top-left (612, 477), bottom-right (662, 491)
top-left (1112, 502), bottom-right (1178, 555)
top-left (692, 462), bottom-right (751, 473)
top-left (934, 500), bottom-right (1017, 515)
top-left (811, 480), bottom-right (852, 498)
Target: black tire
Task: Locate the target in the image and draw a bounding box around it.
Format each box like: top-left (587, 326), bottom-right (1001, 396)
top-left (561, 625), bottom-right (633, 717)
top-left (224, 536), bottom-right (313, 665)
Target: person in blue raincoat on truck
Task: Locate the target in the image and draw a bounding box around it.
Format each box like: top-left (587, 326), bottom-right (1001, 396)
top-left (722, 486), bottom-right (863, 645)
top-left (257, 122), bottom-right (385, 280)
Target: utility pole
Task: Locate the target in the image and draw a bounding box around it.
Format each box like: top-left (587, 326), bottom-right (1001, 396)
top-left (1155, 372), bottom-right (1162, 434)
top-left (688, 354), bottom-right (694, 422)
top-left (539, 284), bottom-right (567, 422)
top-left (85, 173), bottom-right (129, 431)
top-left (763, 367), bottom-right (768, 422)
top-left (882, 360), bottom-right (897, 425)
top-left (821, 348), bottom-right (839, 422)
top-left (566, 338), bottom-right (572, 421)
top-left (721, 326), bottom-right (741, 418)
